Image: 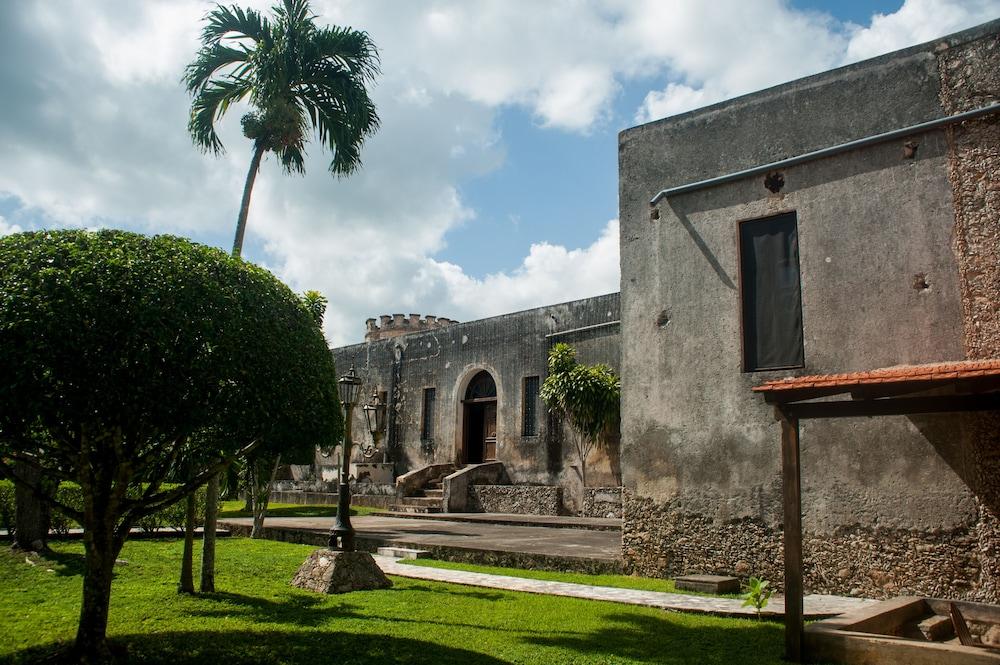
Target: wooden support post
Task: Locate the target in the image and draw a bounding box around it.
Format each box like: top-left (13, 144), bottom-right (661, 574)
top-left (780, 409), bottom-right (803, 662)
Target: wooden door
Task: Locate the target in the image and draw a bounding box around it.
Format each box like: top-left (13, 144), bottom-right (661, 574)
top-left (483, 402), bottom-right (497, 460)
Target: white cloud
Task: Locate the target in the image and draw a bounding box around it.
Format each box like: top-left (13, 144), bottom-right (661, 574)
top-left (424, 219), bottom-right (620, 321)
top-left (845, 0), bottom-right (1000, 62)
top-left (0, 215), bottom-right (24, 237)
top-left (1, 0), bottom-right (998, 345)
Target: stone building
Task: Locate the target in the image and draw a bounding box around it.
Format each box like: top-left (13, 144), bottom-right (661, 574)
top-left (328, 293), bottom-right (621, 514)
top-left (618, 19), bottom-right (1000, 601)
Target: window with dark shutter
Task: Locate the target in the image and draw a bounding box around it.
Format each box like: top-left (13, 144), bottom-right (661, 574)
top-left (739, 212), bottom-right (805, 371)
top-left (522, 376), bottom-right (539, 436)
top-left (421, 387), bottom-right (435, 441)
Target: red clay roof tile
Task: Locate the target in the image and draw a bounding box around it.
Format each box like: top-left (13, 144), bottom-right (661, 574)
top-left (752, 359), bottom-right (1000, 393)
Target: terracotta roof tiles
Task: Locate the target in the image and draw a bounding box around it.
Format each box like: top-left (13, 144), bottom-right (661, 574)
top-left (753, 359), bottom-right (1000, 394)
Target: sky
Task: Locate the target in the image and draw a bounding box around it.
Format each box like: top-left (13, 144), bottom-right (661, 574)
top-left (1, 0), bottom-right (998, 345)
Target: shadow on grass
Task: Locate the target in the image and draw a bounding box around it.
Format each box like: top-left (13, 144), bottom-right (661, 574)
top-left (188, 591), bottom-right (366, 627)
top-left (9, 630), bottom-right (513, 665)
top-left (522, 611), bottom-right (785, 665)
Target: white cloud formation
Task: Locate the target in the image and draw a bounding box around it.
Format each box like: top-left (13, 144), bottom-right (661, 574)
top-left (845, 0), bottom-right (1000, 62)
top-left (0, 215), bottom-right (24, 237)
top-left (0, 0), bottom-right (997, 344)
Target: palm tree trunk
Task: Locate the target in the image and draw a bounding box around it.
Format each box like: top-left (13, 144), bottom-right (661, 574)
top-left (231, 143), bottom-right (264, 257)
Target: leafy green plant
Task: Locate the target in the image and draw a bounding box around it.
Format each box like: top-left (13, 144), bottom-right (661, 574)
top-left (742, 576), bottom-right (773, 618)
top-left (540, 343), bottom-right (620, 489)
top-left (0, 480), bottom-right (14, 537)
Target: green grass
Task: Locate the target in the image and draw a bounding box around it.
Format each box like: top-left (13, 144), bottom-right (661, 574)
top-left (0, 538), bottom-right (787, 664)
top-left (398, 559), bottom-right (741, 598)
top-left (218, 501), bottom-right (383, 519)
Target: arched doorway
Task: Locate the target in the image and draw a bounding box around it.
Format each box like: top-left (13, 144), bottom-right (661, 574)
top-left (462, 370), bottom-right (497, 464)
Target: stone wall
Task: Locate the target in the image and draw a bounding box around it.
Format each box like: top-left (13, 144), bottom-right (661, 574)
top-left (939, 28), bottom-right (1000, 604)
top-left (468, 484), bottom-right (563, 515)
top-left (584, 487), bottom-right (622, 519)
top-left (623, 490), bottom-right (982, 600)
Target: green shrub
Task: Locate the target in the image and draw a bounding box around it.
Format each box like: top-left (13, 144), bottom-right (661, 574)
top-left (0, 481), bottom-right (206, 536)
top-left (0, 480), bottom-right (14, 537)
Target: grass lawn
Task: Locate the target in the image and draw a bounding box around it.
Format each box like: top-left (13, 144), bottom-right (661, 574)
top-left (398, 559), bottom-right (741, 597)
top-left (218, 501), bottom-right (384, 519)
top-left (1, 538), bottom-right (787, 664)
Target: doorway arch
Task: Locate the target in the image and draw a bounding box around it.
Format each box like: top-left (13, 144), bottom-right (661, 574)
top-left (458, 369), bottom-right (498, 464)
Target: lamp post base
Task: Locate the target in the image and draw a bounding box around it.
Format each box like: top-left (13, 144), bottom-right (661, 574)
top-left (292, 549), bottom-right (392, 594)
top-left (329, 481), bottom-right (354, 551)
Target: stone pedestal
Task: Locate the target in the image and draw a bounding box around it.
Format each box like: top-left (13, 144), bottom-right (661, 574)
top-left (291, 549), bottom-right (392, 594)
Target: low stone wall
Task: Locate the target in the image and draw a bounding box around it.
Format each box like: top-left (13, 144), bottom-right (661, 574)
top-left (584, 487), bottom-right (622, 518)
top-left (622, 489), bottom-right (984, 600)
top-left (270, 485), bottom-right (395, 510)
top-left (468, 485), bottom-right (563, 515)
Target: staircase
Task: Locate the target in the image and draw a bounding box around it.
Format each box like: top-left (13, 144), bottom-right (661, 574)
top-left (391, 473), bottom-right (447, 513)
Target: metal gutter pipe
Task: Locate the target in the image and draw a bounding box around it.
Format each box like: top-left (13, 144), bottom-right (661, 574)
top-left (648, 102), bottom-right (1000, 206)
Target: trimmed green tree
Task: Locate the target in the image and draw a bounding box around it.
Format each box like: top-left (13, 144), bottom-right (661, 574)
top-left (0, 230), bottom-right (342, 662)
top-left (540, 343), bottom-right (621, 490)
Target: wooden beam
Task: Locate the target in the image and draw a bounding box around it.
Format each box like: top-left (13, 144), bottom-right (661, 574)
top-left (783, 393), bottom-right (1000, 420)
top-left (780, 410), bottom-right (804, 662)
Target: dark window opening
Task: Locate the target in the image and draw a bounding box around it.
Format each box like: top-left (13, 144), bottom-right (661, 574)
top-left (740, 212), bottom-right (804, 371)
top-left (421, 387), bottom-right (435, 441)
top-left (465, 371), bottom-right (497, 400)
top-left (522, 376), bottom-right (540, 436)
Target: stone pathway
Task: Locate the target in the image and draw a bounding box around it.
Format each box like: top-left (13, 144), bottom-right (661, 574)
top-left (374, 555), bottom-right (877, 620)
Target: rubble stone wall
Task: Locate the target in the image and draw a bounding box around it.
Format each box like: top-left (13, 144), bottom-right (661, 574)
top-left (468, 485), bottom-right (563, 515)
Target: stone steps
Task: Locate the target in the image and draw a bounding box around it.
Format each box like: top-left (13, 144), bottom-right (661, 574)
top-left (377, 546), bottom-right (431, 559)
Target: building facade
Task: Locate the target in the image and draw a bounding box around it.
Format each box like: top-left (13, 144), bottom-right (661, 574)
top-left (329, 293), bottom-right (621, 513)
top-left (618, 20), bottom-right (1000, 601)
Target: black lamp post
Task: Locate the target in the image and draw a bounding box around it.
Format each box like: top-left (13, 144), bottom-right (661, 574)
top-left (330, 364), bottom-right (362, 550)
top-left (362, 388), bottom-right (387, 459)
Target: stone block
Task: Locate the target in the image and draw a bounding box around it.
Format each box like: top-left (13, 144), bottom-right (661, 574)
top-left (675, 574), bottom-right (741, 594)
top-left (292, 549), bottom-right (392, 594)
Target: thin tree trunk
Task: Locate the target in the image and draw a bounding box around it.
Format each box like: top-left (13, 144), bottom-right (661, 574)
top-left (200, 474), bottom-right (218, 593)
top-left (231, 144), bottom-right (264, 257)
top-left (250, 454), bottom-right (280, 539)
top-left (178, 493), bottom-right (195, 594)
top-left (75, 529), bottom-right (120, 664)
top-left (14, 461), bottom-right (50, 552)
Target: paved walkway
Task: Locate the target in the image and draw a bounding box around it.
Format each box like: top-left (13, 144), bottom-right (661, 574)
top-left (374, 555), bottom-right (877, 620)
top-left (221, 515), bottom-right (621, 563)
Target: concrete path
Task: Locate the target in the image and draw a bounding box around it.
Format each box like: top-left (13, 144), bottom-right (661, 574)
top-left (222, 515), bottom-right (621, 563)
top-left (374, 555), bottom-right (877, 620)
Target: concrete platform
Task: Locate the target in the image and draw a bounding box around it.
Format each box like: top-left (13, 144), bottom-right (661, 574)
top-left (379, 511), bottom-right (621, 531)
top-left (221, 514), bottom-right (622, 573)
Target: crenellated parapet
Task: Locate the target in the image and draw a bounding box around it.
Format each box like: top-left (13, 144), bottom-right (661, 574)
top-left (364, 313), bottom-right (458, 342)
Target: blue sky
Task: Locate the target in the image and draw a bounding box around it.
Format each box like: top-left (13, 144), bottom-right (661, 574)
top-left (0, 1), bottom-right (997, 344)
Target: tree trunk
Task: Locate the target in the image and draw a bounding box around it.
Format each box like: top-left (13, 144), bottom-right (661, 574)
top-left (200, 474), bottom-right (218, 593)
top-left (250, 455), bottom-right (280, 539)
top-left (231, 144), bottom-right (264, 257)
top-left (74, 524), bottom-right (122, 663)
top-left (178, 493), bottom-right (195, 594)
top-left (14, 461), bottom-right (50, 552)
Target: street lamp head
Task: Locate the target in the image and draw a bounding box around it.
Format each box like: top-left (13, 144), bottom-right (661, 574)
top-left (338, 364), bottom-right (363, 407)
top-left (362, 388), bottom-right (387, 437)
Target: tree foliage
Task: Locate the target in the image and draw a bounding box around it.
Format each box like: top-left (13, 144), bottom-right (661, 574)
top-left (0, 230), bottom-right (342, 661)
top-left (540, 343), bottom-right (620, 489)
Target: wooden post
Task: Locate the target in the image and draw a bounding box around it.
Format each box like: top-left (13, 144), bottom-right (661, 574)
top-left (780, 409), bottom-right (803, 662)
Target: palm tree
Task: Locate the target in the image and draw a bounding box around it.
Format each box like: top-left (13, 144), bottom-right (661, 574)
top-left (185, 0), bottom-right (380, 257)
top-left (184, 0), bottom-right (379, 592)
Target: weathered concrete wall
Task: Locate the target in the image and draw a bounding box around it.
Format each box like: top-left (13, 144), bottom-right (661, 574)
top-left (619, 20), bottom-right (1000, 599)
top-left (468, 485), bottom-right (563, 515)
top-left (330, 293), bottom-right (621, 512)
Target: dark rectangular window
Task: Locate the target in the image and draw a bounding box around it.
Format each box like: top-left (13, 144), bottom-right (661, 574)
top-left (421, 387), bottom-right (435, 441)
top-left (739, 212), bottom-right (804, 371)
top-left (522, 376), bottom-right (540, 436)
